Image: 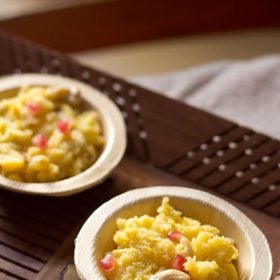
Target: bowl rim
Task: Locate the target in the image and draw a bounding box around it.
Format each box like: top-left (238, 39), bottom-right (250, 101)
top-left (0, 73), bottom-right (127, 196)
top-left (74, 186), bottom-right (272, 280)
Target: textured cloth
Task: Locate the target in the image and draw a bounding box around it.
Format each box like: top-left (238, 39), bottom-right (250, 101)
top-left (131, 55), bottom-right (280, 140)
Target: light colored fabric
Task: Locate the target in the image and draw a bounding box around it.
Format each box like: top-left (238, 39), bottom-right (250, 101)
top-left (131, 55), bottom-right (280, 140)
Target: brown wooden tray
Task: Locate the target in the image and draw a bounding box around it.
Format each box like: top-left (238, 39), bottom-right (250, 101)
top-left (0, 32), bottom-right (279, 280)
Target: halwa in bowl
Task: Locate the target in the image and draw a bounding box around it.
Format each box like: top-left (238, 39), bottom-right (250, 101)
top-left (0, 74), bottom-right (126, 196)
top-left (74, 186), bottom-right (272, 280)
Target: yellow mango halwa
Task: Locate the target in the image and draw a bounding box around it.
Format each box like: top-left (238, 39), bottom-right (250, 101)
top-left (0, 86), bottom-right (104, 182)
top-left (102, 197), bottom-right (238, 280)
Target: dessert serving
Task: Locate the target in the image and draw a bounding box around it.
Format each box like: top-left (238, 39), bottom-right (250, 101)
top-left (74, 186), bottom-right (272, 280)
top-left (0, 85), bottom-right (104, 182)
top-left (0, 74), bottom-right (126, 195)
top-left (99, 197), bottom-right (239, 280)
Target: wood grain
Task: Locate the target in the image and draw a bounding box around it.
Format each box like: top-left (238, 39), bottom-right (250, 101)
top-left (0, 0), bottom-right (279, 52)
top-left (0, 31), bottom-right (279, 279)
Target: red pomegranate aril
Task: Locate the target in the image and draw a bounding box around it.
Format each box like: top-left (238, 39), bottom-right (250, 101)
top-left (26, 101), bottom-right (41, 115)
top-left (172, 254), bottom-right (186, 271)
top-left (57, 119), bottom-right (70, 134)
top-left (168, 231), bottom-right (184, 243)
top-left (33, 134), bottom-right (48, 149)
top-left (100, 253), bottom-right (116, 272)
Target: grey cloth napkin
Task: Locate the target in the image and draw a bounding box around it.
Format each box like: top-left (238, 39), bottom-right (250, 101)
top-left (131, 55), bottom-right (280, 140)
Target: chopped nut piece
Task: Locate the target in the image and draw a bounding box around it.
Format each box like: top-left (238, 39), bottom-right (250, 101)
top-left (150, 269), bottom-right (190, 280)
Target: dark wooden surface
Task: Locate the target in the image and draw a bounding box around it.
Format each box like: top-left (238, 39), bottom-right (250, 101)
top-left (0, 32), bottom-right (279, 279)
top-left (0, 0), bottom-right (279, 52)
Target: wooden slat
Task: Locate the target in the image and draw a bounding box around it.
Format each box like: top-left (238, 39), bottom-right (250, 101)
top-left (36, 226), bottom-right (78, 280)
top-left (0, 200), bottom-right (72, 234)
top-left (0, 195), bottom-right (76, 232)
top-left (0, 271), bottom-right (18, 280)
top-left (0, 244), bottom-right (43, 272)
top-left (0, 206), bottom-right (65, 242)
top-left (0, 218), bottom-right (58, 252)
top-left (167, 126), bottom-right (248, 174)
top-left (0, 231), bottom-right (51, 262)
top-left (231, 167), bottom-right (280, 202)
top-left (138, 87), bottom-right (233, 167)
top-left (264, 198), bottom-right (280, 217)
top-left (24, 43), bottom-right (45, 74)
top-left (198, 136), bottom-right (272, 188)
top-left (0, 257), bottom-right (36, 280)
top-left (0, 36), bottom-right (14, 75)
top-left (28, 199), bottom-right (83, 223)
top-left (101, 77), bottom-right (149, 160)
top-left (250, 188), bottom-right (280, 210)
top-left (120, 85), bottom-right (149, 160)
top-left (214, 142), bottom-right (280, 195)
top-left (218, 152), bottom-right (278, 196)
top-left (15, 41), bottom-right (32, 73)
top-left (186, 133), bottom-right (268, 183)
top-left (43, 195), bottom-right (91, 216)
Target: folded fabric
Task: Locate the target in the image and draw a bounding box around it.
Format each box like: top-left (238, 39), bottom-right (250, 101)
top-left (131, 55), bottom-right (280, 140)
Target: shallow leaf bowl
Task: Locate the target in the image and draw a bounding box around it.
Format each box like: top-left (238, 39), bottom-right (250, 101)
top-left (74, 186), bottom-right (272, 280)
top-left (0, 74), bottom-right (126, 196)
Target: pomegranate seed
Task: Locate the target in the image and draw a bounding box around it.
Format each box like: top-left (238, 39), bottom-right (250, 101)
top-left (100, 253), bottom-right (116, 272)
top-left (168, 231), bottom-right (184, 243)
top-left (26, 101), bottom-right (41, 115)
top-left (57, 119), bottom-right (70, 134)
top-left (172, 254), bottom-right (186, 271)
top-left (33, 134), bottom-right (48, 149)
